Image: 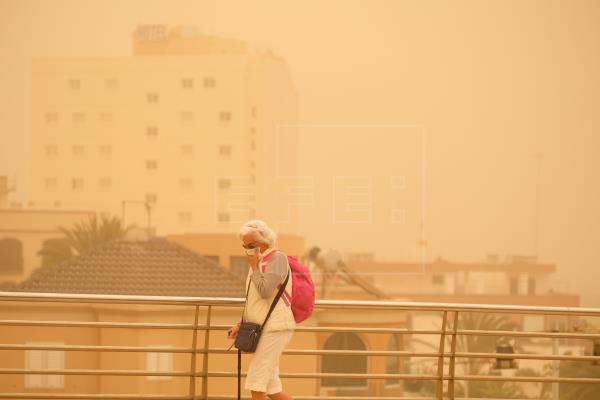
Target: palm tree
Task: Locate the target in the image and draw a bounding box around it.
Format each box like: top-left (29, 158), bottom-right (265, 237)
top-left (455, 312), bottom-right (520, 398)
top-left (559, 359), bottom-right (600, 400)
top-left (37, 237), bottom-right (73, 267)
top-left (38, 215), bottom-right (132, 266)
top-left (474, 380), bottom-right (524, 398)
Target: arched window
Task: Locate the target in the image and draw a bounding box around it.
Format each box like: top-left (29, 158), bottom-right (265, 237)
top-left (0, 238), bottom-right (24, 273)
top-left (321, 332), bottom-right (367, 388)
top-left (385, 334), bottom-right (402, 387)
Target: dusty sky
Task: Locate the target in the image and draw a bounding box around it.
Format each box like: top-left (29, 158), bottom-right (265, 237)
top-left (1, 0), bottom-right (599, 305)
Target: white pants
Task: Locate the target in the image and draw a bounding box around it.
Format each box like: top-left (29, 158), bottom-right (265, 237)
top-left (245, 329), bottom-right (294, 394)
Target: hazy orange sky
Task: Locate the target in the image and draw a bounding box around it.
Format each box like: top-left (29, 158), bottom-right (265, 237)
top-left (1, 1), bottom-right (599, 305)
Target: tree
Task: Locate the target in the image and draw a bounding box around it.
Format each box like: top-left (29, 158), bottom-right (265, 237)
top-left (37, 215), bottom-right (132, 266)
top-left (38, 237), bottom-right (73, 267)
top-left (455, 312), bottom-right (522, 398)
top-left (559, 360), bottom-right (600, 400)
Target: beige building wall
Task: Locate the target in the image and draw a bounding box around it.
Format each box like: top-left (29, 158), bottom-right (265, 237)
top-left (0, 209), bottom-right (95, 282)
top-left (29, 26), bottom-right (299, 239)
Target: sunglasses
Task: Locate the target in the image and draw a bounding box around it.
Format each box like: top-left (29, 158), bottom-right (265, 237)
top-left (242, 243), bottom-right (257, 250)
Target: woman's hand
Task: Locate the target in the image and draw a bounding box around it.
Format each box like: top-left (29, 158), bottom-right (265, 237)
top-left (227, 323), bottom-right (240, 339)
top-left (247, 251), bottom-right (259, 271)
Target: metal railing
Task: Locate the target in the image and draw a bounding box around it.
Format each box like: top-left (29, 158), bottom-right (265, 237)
top-left (1, 291), bottom-right (600, 399)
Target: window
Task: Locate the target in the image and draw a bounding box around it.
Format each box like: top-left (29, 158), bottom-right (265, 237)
top-left (44, 145), bottom-right (57, 157)
top-left (100, 112), bottom-right (113, 123)
top-left (99, 145), bottom-right (112, 157)
top-left (432, 275), bottom-right (444, 285)
top-left (180, 145), bottom-right (193, 157)
top-left (145, 193), bottom-right (157, 204)
top-left (179, 212), bottom-right (192, 224)
top-left (179, 178), bottom-right (193, 192)
top-left (105, 78), bottom-right (118, 90)
top-left (45, 112), bottom-right (58, 124)
top-left (230, 256), bottom-right (248, 278)
top-left (509, 276), bottom-right (518, 295)
top-left (146, 92), bottom-right (159, 103)
top-left (385, 334), bottom-right (403, 387)
top-left (181, 78), bottom-right (194, 89)
top-left (219, 145), bottom-right (231, 157)
top-left (218, 178), bottom-right (231, 189)
top-left (99, 178), bottom-right (112, 190)
top-left (217, 212), bottom-right (230, 223)
top-left (25, 342), bottom-right (64, 388)
top-left (72, 178), bottom-right (84, 191)
top-left (322, 333), bottom-right (367, 388)
top-left (146, 126), bottom-right (159, 137)
top-left (0, 238), bottom-right (24, 273)
top-left (146, 160), bottom-right (158, 170)
top-left (203, 77), bottom-right (216, 88)
top-left (219, 111), bottom-right (232, 123)
top-left (44, 177), bottom-right (57, 191)
top-left (528, 276), bottom-right (536, 295)
top-left (72, 112), bottom-right (85, 123)
top-left (72, 145), bottom-right (84, 156)
top-left (146, 347), bottom-right (173, 381)
top-left (68, 79), bottom-right (81, 90)
top-left (180, 111), bottom-right (194, 124)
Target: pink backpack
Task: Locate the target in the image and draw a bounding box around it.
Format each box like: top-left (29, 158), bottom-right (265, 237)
top-left (287, 256), bottom-right (315, 323)
top-left (261, 251), bottom-right (315, 323)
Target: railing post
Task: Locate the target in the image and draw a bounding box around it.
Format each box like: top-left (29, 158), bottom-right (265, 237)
top-left (189, 305), bottom-right (200, 399)
top-left (436, 311), bottom-right (448, 400)
top-left (201, 305), bottom-right (212, 400)
top-left (448, 311), bottom-right (459, 400)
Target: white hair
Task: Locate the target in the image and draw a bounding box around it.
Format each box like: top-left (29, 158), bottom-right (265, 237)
top-left (239, 219), bottom-right (277, 246)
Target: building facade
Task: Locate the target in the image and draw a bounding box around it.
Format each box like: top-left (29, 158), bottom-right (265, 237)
top-left (29, 25), bottom-right (299, 237)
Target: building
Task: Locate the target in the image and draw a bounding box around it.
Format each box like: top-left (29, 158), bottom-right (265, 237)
top-left (0, 207), bottom-right (95, 283)
top-left (331, 253), bottom-right (583, 394)
top-left (29, 25), bottom-right (299, 236)
top-left (343, 254), bottom-right (578, 308)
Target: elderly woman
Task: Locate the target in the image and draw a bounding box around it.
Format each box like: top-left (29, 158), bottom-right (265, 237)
top-left (228, 220), bottom-right (295, 400)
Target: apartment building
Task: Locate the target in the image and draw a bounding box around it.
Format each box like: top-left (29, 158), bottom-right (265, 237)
top-left (29, 25), bottom-right (299, 236)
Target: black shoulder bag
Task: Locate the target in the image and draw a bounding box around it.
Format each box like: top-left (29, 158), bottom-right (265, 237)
top-left (235, 271), bottom-right (290, 352)
top-left (233, 270), bottom-right (290, 400)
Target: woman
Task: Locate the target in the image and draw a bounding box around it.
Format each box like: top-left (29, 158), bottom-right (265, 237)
top-left (228, 220), bottom-right (295, 400)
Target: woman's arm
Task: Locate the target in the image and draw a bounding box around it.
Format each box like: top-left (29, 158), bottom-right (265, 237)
top-left (250, 252), bottom-right (288, 299)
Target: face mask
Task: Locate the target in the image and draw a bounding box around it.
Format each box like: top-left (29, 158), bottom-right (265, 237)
top-left (245, 248), bottom-right (257, 256)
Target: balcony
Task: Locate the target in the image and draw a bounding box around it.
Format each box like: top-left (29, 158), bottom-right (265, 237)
top-left (1, 291), bottom-right (600, 400)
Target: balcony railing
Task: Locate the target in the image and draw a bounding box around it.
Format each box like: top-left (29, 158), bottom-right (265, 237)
top-left (1, 291), bottom-right (600, 399)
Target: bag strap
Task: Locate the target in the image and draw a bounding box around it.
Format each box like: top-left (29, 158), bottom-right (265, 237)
top-left (240, 278), bottom-right (252, 322)
top-left (260, 271), bottom-right (290, 330)
top-left (237, 349), bottom-right (241, 400)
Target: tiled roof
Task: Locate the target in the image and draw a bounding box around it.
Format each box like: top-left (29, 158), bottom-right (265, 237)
top-left (8, 238), bottom-right (246, 297)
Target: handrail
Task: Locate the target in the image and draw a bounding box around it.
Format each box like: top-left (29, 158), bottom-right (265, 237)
top-left (1, 291), bottom-right (600, 400)
top-left (2, 291), bottom-right (600, 315)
